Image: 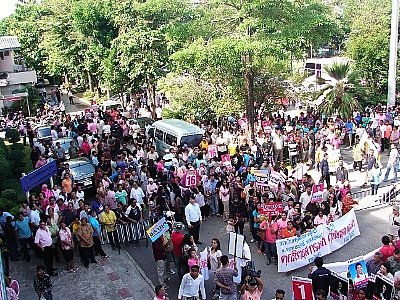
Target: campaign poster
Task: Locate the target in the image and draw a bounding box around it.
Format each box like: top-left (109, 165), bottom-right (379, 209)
top-left (372, 275), bottom-right (394, 300)
top-left (184, 170), bottom-right (197, 187)
top-left (221, 154), bottom-right (231, 166)
top-left (260, 202), bottom-right (283, 217)
top-left (292, 276), bottom-right (314, 300)
top-left (207, 144), bottom-right (218, 159)
top-left (330, 271), bottom-right (349, 300)
top-left (348, 258), bottom-right (369, 289)
top-left (312, 183), bottom-right (324, 203)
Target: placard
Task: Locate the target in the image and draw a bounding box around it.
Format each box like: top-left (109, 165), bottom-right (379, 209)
top-left (185, 170), bottom-right (197, 187)
top-left (228, 258), bottom-right (241, 284)
top-left (269, 171), bottom-right (286, 189)
top-left (330, 271), bottom-right (349, 300)
top-left (208, 145), bottom-right (218, 159)
top-left (146, 217), bottom-right (169, 242)
top-left (199, 248), bottom-right (209, 280)
top-left (292, 276), bottom-right (313, 300)
top-left (260, 202), bottom-right (283, 217)
top-left (328, 149), bottom-right (341, 172)
top-left (372, 274), bottom-right (394, 300)
top-left (228, 232), bottom-right (245, 258)
top-left (312, 183), bottom-right (324, 203)
top-left (348, 257), bottom-right (368, 289)
top-left (221, 154), bottom-right (231, 166)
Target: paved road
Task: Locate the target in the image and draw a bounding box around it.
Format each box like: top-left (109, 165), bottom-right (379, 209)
top-left (126, 206), bottom-right (391, 300)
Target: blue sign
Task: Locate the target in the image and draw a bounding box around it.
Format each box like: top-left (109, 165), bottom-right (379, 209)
top-left (146, 217), bottom-right (170, 242)
top-left (20, 160), bottom-right (58, 193)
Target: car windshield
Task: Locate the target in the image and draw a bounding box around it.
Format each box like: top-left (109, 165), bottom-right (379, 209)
top-left (181, 134), bottom-right (202, 148)
top-left (38, 128), bottom-right (51, 137)
top-left (69, 163), bottom-right (94, 180)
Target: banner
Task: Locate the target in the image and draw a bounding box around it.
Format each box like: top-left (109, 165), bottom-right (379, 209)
top-left (260, 202), bottom-right (283, 217)
top-left (253, 170), bottom-right (270, 184)
top-left (146, 217), bottom-right (169, 242)
top-left (277, 209), bottom-right (360, 272)
top-left (269, 171), bottom-right (286, 190)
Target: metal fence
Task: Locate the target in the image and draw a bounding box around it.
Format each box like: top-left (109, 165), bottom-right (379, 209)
top-left (100, 217), bottom-right (160, 248)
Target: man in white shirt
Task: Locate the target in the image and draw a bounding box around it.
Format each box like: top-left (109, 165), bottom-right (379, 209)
top-left (185, 194), bottom-right (202, 244)
top-left (147, 146), bottom-right (159, 161)
top-left (384, 144), bottom-right (399, 183)
top-left (299, 186), bottom-right (313, 212)
top-left (178, 265), bottom-right (206, 300)
top-left (130, 182), bottom-right (145, 207)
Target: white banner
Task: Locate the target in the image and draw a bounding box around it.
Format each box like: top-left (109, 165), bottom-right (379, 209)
top-left (277, 209), bottom-right (360, 272)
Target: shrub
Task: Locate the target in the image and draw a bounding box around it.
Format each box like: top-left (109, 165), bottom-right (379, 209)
top-left (2, 189), bottom-right (16, 201)
top-left (9, 150), bottom-right (25, 165)
top-left (10, 143), bottom-right (25, 152)
top-left (0, 158), bottom-right (11, 181)
top-left (9, 205), bottom-right (21, 217)
top-left (5, 129), bottom-right (20, 144)
top-left (0, 198), bottom-right (15, 212)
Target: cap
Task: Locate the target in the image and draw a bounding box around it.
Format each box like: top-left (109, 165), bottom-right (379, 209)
top-left (173, 222), bottom-right (185, 231)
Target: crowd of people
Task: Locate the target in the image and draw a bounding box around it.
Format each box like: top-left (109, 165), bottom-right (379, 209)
top-left (0, 92), bottom-right (400, 300)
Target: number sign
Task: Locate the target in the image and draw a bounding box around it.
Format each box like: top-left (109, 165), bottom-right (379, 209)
top-left (292, 277), bottom-right (313, 300)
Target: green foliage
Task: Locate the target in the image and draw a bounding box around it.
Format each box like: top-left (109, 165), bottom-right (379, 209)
top-left (0, 198), bottom-right (15, 212)
top-left (10, 143), bottom-right (25, 152)
top-left (344, 0), bottom-right (391, 99)
top-left (1, 179), bottom-right (19, 191)
top-left (316, 63), bottom-right (364, 118)
top-left (2, 190), bottom-right (17, 202)
top-left (5, 129), bottom-right (20, 144)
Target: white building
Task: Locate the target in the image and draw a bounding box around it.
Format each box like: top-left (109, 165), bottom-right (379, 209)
top-left (0, 36), bottom-right (37, 114)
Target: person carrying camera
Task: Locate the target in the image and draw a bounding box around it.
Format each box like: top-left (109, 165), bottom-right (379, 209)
top-left (215, 255), bottom-right (238, 300)
top-left (240, 275), bottom-right (264, 300)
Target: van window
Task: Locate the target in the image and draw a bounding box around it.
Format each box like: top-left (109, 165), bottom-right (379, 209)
top-left (155, 129), bottom-right (164, 141)
top-left (181, 134), bottom-right (202, 148)
top-left (165, 133), bottom-right (177, 146)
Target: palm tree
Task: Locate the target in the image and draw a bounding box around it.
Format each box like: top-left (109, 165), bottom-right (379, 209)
top-left (315, 62), bottom-right (363, 118)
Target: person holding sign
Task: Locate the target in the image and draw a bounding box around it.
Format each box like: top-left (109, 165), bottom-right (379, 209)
top-left (240, 275), bottom-right (264, 300)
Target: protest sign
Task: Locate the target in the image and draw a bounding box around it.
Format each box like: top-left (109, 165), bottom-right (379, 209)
top-left (260, 202), bottom-right (283, 217)
top-left (328, 149), bottom-right (341, 172)
top-left (277, 209), bottom-right (360, 272)
top-left (372, 275), bottom-right (394, 300)
top-left (292, 163), bottom-right (309, 180)
top-left (312, 183), bottom-right (324, 203)
top-left (253, 170), bottom-right (270, 184)
top-left (221, 154), bottom-right (231, 166)
top-left (256, 182), bottom-right (269, 194)
top-left (146, 217), bottom-right (169, 242)
top-left (199, 249), bottom-right (209, 280)
top-left (269, 171), bottom-right (285, 189)
top-left (348, 257), bottom-right (368, 289)
top-left (228, 232), bottom-right (245, 258)
top-left (292, 277), bottom-right (313, 300)
top-left (185, 170), bottom-right (197, 187)
top-left (228, 259), bottom-right (241, 284)
top-left (208, 145), bottom-right (218, 159)
top-left (330, 272), bottom-right (349, 300)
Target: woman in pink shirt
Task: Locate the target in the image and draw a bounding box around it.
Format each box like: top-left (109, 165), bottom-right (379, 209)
top-left (314, 210), bottom-right (328, 226)
top-left (187, 248), bottom-right (200, 269)
top-left (260, 216), bottom-right (278, 265)
top-left (276, 212), bottom-right (288, 239)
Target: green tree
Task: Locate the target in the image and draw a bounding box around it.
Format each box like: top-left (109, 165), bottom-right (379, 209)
top-left (316, 63), bottom-right (363, 118)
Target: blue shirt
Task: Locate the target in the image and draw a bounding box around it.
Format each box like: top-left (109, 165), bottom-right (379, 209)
top-left (253, 210), bottom-right (260, 229)
top-left (88, 216), bottom-right (101, 237)
top-left (345, 121), bottom-right (354, 133)
top-left (15, 217), bottom-right (31, 239)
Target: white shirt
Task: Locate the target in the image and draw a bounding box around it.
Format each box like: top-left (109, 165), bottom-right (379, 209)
top-left (299, 192), bottom-right (312, 212)
top-left (185, 203), bottom-right (202, 224)
top-left (76, 190), bottom-right (85, 201)
top-left (178, 273), bottom-right (206, 300)
top-left (30, 209), bottom-right (41, 226)
top-left (130, 187), bottom-right (145, 205)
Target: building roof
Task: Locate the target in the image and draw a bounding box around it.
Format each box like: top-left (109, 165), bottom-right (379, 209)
top-left (0, 36), bottom-right (21, 51)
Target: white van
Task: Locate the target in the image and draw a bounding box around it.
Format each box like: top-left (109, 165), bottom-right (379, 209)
top-left (152, 119), bottom-right (203, 155)
top-left (100, 96), bottom-right (130, 117)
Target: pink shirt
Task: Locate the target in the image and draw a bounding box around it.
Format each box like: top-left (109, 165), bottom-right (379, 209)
top-left (188, 257), bottom-right (199, 269)
top-left (314, 215), bottom-right (328, 226)
top-left (34, 227), bottom-right (53, 247)
top-left (260, 220), bottom-right (278, 243)
top-left (276, 219), bottom-right (288, 239)
top-left (242, 288), bottom-right (262, 300)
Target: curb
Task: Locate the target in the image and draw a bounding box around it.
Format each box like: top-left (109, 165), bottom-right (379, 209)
top-left (121, 248), bottom-right (155, 290)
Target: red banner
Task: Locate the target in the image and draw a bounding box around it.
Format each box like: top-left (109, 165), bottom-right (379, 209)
top-left (260, 202), bottom-right (283, 217)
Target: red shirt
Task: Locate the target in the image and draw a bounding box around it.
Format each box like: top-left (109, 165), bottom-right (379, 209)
top-left (381, 245), bottom-right (395, 261)
top-left (171, 231), bottom-right (185, 257)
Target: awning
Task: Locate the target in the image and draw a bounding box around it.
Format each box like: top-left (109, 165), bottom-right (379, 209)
top-left (0, 92), bottom-right (28, 101)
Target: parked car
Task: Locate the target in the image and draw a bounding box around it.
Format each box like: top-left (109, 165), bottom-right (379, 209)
top-left (68, 158), bottom-right (95, 190)
top-left (52, 137), bottom-right (75, 160)
top-left (35, 126), bottom-right (52, 143)
top-left (130, 116), bottom-right (155, 129)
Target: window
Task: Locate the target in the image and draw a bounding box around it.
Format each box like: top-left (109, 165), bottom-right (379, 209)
top-left (155, 129), bottom-right (164, 141)
top-left (165, 133), bottom-right (177, 146)
top-left (181, 134), bottom-right (203, 148)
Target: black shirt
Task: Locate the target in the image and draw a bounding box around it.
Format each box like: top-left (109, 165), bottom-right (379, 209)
top-left (308, 266), bottom-right (331, 295)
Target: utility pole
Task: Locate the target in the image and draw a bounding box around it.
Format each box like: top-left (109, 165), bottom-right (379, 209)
top-left (387, 0), bottom-right (399, 107)
top-left (243, 24), bottom-right (255, 141)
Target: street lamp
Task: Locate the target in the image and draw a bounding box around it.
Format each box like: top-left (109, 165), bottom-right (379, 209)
top-left (387, 0), bottom-right (399, 107)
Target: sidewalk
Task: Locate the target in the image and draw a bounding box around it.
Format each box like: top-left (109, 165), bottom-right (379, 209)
top-left (12, 244), bottom-right (154, 300)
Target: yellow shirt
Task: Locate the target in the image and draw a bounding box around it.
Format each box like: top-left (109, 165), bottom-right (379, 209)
top-left (228, 143), bottom-right (238, 156)
top-left (99, 211), bottom-right (117, 232)
top-left (199, 140), bottom-right (208, 150)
